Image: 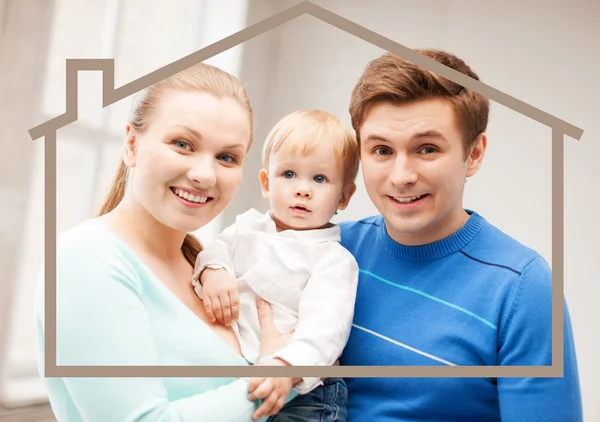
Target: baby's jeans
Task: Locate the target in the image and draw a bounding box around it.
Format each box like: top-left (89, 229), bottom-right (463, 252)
top-left (267, 377), bottom-right (348, 422)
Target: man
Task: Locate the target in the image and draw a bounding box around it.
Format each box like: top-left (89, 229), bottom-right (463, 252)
top-left (338, 49), bottom-right (582, 421)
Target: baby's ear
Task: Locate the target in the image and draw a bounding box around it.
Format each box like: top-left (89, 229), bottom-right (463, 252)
top-left (338, 183), bottom-right (357, 211)
top-left (258, 169), bottom-right (270, 199)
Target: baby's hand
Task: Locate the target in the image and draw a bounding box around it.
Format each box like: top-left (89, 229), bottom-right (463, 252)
top-left (200, 268), bottom-right (239, 326)
top-left (247, 358), bottom-right (300, 420)
top-left (247, 375), bottom-right (294, 420)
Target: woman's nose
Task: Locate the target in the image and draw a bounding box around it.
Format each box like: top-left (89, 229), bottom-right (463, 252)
top-left (187, 155), bottom-right (217, 188)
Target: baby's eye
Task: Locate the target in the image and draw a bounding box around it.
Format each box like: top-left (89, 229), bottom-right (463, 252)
top-left (284, 170), bottom-right (295, 179)
top-left (313, 175), bottom-right (327, 183)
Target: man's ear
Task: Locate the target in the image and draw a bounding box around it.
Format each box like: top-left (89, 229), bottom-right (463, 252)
top-left (123, 124), bottom-right (138, 168)
top-left (338, 183), bottom-right (357, 211)
top-left (466, 133), bottom-right (487, 178)
top-left (258, 169), bottom-right (270, 199)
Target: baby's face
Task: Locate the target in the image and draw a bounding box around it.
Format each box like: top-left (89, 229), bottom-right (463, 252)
top-left (260, 143), bottom-right (348, 231)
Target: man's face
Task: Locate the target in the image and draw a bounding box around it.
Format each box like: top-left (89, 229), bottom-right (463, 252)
top-left (358, 98), bottom-right (486, 245)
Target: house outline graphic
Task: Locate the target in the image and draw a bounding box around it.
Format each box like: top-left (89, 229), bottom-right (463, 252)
top-left (29, 0), bottom-right (584, 379)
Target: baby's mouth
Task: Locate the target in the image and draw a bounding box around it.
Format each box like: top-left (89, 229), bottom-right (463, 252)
top-left (291, 205), bottom-right (310, 212)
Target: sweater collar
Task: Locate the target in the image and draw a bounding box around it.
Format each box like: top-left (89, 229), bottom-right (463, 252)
top-left (376, 210), bottom-right (486, 262)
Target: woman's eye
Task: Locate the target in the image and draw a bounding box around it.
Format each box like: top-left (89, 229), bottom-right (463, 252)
top-left (284, 171), bottom-right (295, 179)
top-left (217, 153), bottom-right (238, 164)
top-left (373, 147), bottom-right (392, 156)
top-left (173, 140), bottom-right (191, 150)
top-left (313, 175), bottom-right (326, 183)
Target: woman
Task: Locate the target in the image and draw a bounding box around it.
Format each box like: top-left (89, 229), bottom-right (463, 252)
top-left (35, 63), bottom-right (296, 421)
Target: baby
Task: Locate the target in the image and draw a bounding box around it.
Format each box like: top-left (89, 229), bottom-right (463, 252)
top-left (192, 109), bottom-right (360, 422)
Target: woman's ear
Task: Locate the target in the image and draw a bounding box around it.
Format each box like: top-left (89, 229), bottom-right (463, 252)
top-left (258, 169), bottom-right (270, 199)
top-left (123, 124), bottom-right (138, 168)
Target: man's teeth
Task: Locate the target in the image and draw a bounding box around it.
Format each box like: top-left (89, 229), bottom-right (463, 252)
top-left (393, 195), bottom-right (423, 204)
top-left (174, 188), bottom-right (208, 203)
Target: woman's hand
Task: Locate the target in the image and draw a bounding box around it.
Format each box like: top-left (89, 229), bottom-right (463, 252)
top-left (256, 299), bottom-right (293, 359)
top-left (247, 299), bottom-right (297, 420)
top-left (247, 364), bottom-right (294, 420)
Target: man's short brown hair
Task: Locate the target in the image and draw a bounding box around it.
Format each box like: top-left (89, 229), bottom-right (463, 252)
top-left (349, 49), bottom-right (490, 154)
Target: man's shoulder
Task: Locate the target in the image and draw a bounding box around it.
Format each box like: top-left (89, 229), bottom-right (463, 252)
top-left (338, 215), bottom-right (382, 250)
top-left (467, 212), bottom-right (548, 276)
top-left (339, 215), bottom-right (382, 232)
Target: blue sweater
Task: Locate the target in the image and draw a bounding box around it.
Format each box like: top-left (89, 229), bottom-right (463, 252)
top-left (339, 211), bottom-right (582, 422)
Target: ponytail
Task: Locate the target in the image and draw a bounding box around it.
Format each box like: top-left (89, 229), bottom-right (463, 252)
top-left (97, 161), bottom-right (128, 216)
top-left (181, 234), bottom-right (202, 267)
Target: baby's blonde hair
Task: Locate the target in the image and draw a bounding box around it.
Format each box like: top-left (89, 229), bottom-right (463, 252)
top-left (261, 110), bottom-right (359, 187)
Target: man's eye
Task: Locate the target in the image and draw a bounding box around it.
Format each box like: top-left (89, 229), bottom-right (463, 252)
top-left (420, 146), bottom-right (438, 154)
top-left (373, 147), bottom-right (392, 156)
top-left (313, 175), bottom-right (326, 183)
top-left (284, 171), bottom-right (295, 179)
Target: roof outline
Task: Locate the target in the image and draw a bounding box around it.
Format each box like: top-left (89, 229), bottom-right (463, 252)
top-left (29, 0), bottom-right (584, 141)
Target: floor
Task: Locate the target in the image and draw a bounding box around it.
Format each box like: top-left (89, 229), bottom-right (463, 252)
top-left (0, 404), bottom-right (56, 422)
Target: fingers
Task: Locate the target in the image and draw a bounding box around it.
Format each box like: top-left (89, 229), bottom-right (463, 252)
top-left (220, 294), bottom-right (232, 326)
top-left (250, 378), bottom-right (289, 420)
top-left (203, 296), bottom-right (216, 323)
top-left (266, 396), bottom-right (286, 417)
top-left (204, 285), bottom-right (237, 326)
top-left (230, 290), bottom-right (240, 322)
top-left (247, 377), bottom-right (265, 394)
top-left (253, 391), bottom-right (280, 420)
top-left (215, 296), bottom-right (226, 324)
top-left (256, 299), bottom-right (275, 332)
top-left (247, 378), bottom-right (273, 402)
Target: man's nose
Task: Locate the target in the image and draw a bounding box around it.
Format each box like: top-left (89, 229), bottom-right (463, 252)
top-left (390, 155), bottom-right (418, 187)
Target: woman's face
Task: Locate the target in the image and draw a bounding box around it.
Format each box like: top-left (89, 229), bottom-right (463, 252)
top-left (123, 89), bottom-right (251, 234)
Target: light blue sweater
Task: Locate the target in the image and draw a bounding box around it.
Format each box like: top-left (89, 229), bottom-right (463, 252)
top-left (339, 211), bottom-right (582, 422)
top-left (35, 217), bottom-right (281, 422)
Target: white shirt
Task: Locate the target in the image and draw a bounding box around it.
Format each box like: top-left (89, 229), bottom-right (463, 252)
top-left (192, 208), bottom-right (358, 393)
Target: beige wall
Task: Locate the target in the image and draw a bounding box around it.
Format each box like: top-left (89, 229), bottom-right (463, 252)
top-left (0, 0), bottom-right (55, 407)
